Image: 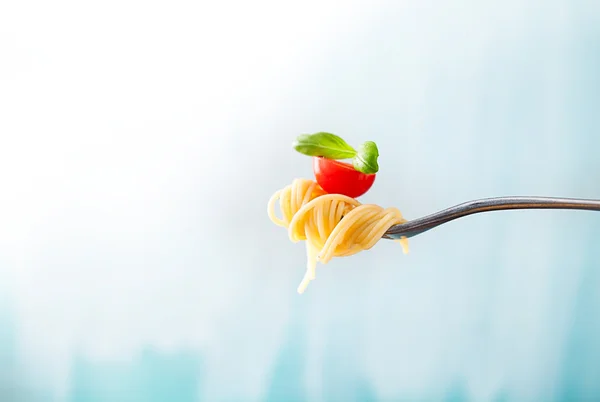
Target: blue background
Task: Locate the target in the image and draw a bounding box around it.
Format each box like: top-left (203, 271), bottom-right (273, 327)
top-left (1, 0), bottom-right (599, 401)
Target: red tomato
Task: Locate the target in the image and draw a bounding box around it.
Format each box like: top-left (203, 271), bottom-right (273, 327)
top-left (312, 157), bottom-right (376, 198)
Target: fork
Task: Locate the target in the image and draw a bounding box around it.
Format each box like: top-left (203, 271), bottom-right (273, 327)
top-left (384, 196), bottom-right (600, 239)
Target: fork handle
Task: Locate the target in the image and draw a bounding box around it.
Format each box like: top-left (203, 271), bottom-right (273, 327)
top-left (384, 196), bottom-right (600, 239)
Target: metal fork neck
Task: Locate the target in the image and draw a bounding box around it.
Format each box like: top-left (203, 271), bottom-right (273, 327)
top-left (384, 196), bottom-right (600, 239)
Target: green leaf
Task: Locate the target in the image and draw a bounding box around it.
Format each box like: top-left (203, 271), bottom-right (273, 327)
top-left (292, 132), bottom-right (357, 159)
top-left (352, 141), bottom-right (379, 174)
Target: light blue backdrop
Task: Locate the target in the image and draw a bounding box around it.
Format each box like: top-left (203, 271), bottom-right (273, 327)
top-left (1, 0), bottom-right (599, 401)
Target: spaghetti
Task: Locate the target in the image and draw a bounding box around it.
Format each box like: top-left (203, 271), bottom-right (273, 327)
top-left (268, 178), bottom-right (409, 294)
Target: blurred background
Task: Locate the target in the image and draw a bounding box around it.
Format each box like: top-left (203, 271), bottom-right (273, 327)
top-left (1, 0), bottom-right (599, 401)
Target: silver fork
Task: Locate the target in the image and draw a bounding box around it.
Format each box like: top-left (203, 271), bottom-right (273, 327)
top-left (384, 196), bottom-right (600, 239)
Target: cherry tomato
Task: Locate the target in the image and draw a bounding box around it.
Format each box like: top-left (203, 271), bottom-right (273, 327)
top-left (312, 157), bottom-right (376, 198)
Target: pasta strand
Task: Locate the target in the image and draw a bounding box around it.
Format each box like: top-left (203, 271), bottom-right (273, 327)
top-left (268, 178), bottom-right (409, 294)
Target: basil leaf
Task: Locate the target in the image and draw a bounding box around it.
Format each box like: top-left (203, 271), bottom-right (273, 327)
top-left (352, 141), bottom-right (379, 174)
top-left (293, 132), bottom-right (357, 159)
